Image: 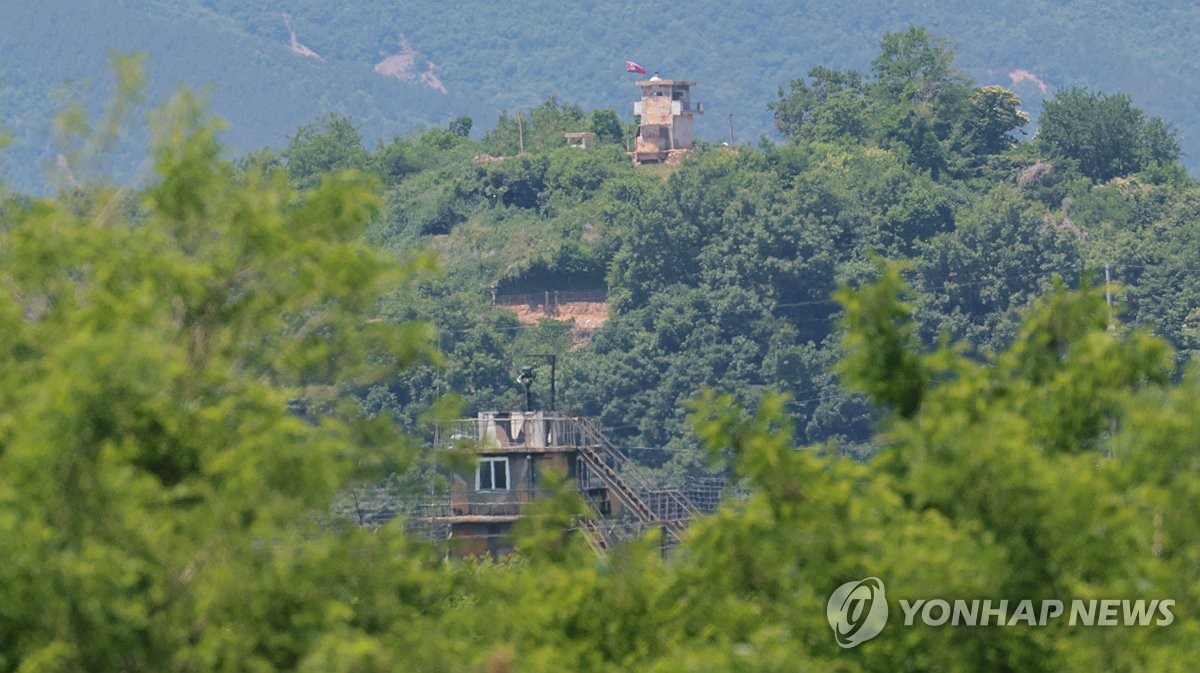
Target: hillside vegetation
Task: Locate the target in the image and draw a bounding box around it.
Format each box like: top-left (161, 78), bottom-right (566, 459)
top-left (307, 29), bottom-right (1195, 480)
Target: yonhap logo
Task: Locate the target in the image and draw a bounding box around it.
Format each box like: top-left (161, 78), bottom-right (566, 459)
top-left (827, 577), bottom-right (889, 648)
top-left (825, 576), bottom-right (1176, 649)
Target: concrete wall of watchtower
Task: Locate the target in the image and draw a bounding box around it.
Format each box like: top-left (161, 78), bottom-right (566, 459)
top-left (633, 80), bottom-right (699, 161)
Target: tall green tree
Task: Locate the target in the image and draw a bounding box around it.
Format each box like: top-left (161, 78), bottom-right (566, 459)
top-left (678, 273), bottom-right (1194, 672)
top-left (284, 112), bottom-right (371, 189)
top-left (772, 28), bottom-right (1023, 178)
top-left (770, 66), bottom-right (873, 143)
top-left (1038, 86), bottom-right (1181, 182)
top-left (589, 108), bottom-right (624, 146)
top-left (915, 186), bottom-right (1085, 351)
top-left (0, 89), bottom-right (437, 671)
top-left (960, 85), bottom-right (1029, 156)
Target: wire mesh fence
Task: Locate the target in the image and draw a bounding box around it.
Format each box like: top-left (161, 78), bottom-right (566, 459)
top-left (490, 288), bottom-right (608, 315)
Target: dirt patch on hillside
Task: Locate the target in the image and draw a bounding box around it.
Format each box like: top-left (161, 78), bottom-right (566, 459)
top-left (282, 14), bottom-right (322, 60)
top-left (1009, 68), bottom-right (1049, 93)
top-left (373, 35), bottom-right (448, 94)
top-left (503, 301), bottom-right (609, 348)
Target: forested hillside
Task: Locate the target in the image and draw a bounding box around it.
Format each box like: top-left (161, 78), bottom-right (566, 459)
top-left (5, 0), bottom-right (1200, 193)
top-left (1, 24), bottom-right (1199, 672)
top-left (297, 28), bottom-right (1194, 478)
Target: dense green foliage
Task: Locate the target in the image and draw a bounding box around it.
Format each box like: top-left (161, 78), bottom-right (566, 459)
top-left (1038, 86), bottom-right (1181, 182)
top-left (769, 28), bottom-right (1027, 178)
top-left (0, 84), bottom-right (437, 670)
top-left (320, 28), bottom-right (1197, 471)
top-left (3, 27), bottom-right (1200, 672)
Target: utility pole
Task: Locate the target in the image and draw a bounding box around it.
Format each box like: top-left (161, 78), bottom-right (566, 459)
top-left (1105, 264), bottom-right (1114, 332)
top-left (537, 354), bottom-right (557, 411)
top-left (727, 113), bottom-right (735, 146)
top-left (548, 354), bottom-right (556, 411)
top-left (520, 353), bottom-right (558, 411)
top-left (1105, 263), bottom-right (1116, 459)
top-left (517, 112), bottom-right (525, 154)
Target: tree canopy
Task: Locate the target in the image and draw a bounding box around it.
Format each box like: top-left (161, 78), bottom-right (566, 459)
top-left (0, 85), bottom-right (435, 671)
top-left (1038, 86), bottom-right (1181, 182)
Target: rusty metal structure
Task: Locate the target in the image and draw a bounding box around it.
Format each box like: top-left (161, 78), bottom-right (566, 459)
top-left (399, 411), bottom-right (719, 557)
top-left (348, 327), bottom-right (735, 558)
top-left (632, 75), bottom-right (703, 165)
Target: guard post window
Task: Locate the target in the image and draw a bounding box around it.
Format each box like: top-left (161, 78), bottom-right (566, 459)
top-left (476, 457), bottom-right (509, 491)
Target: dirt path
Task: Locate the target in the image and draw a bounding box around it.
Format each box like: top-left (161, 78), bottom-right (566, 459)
top-left (503, 301), bottom-right (609, 348)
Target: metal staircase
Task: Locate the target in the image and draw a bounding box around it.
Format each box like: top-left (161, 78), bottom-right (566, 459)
top-left (576, 516), bottom-right (612, 554)
top-left (574, 417), bottom-right (700, 543)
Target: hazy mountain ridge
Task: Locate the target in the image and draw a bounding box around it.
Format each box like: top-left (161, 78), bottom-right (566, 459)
top-left (0, 1), bottom-right (461, 191)
top-left (4, 0), bottom-right (1200, 190)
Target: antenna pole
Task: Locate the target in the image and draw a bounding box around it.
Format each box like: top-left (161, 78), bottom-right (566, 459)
top-left (549, 354), bottom-right (557, 411)
top-left (1105, 264), bottom-right (1113, 331)
top-left (519, 353), bottom-right (558, 411)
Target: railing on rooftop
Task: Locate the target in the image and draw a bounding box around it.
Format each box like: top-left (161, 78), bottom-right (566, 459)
top-left (434, 413), bottom-right (594, 452)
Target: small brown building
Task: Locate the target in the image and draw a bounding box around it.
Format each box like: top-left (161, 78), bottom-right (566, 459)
top-left (428, 411), bottom-right (616, 558)
top-left (420, 411), bottom-right (696, 558)
top-left (565, 131), bottom-right (597, 150)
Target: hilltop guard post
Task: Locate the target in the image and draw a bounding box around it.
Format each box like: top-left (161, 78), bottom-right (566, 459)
top-left (632, 75), bottom-right (702, 164)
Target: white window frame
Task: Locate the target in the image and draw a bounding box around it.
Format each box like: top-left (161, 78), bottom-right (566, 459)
top-left (476, 457), bottom-right (510, 491)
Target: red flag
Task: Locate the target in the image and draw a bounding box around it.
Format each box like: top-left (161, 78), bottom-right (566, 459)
top-left (625, 61), bottom-right (647, 74)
